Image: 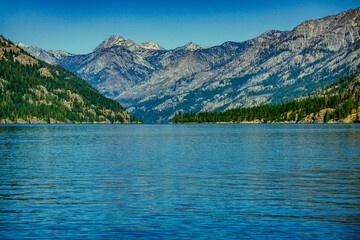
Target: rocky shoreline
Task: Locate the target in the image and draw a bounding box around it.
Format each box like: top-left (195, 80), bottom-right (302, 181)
top-left (0, 117), bottom-right (132, 124)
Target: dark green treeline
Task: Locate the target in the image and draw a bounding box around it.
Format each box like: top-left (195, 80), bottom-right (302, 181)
top-left (173, 72), bottom-right (360, 123)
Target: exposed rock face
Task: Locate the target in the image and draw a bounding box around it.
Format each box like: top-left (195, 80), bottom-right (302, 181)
top-left (14, 54), bottom-right (38, 66)
top-left (94, 35), bottom-right (139, 52)
top-left (21, 7), bottom-right (360, 122)
top-left (139, 40), bottom-right (165, 50)
top-left (175, 42), bottom-right (205, 51)
top-left (39, 67), bottom-right (53, 78)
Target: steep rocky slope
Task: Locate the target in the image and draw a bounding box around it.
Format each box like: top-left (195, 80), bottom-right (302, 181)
top-left (0, 36), bottom-right (142, 123)
top-left (173, 71), bottom-right (360, 123)
top-left (126, 7), bottom-right (360, 122)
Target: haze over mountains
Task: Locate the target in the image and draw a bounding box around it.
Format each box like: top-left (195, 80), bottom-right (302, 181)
top-left (19, 7), bottom-right (360, 122)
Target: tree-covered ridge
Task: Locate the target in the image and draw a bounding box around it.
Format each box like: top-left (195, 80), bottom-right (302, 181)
top-left (0, 36), bottom-right (142, 123)
top-left (173, 71), bottom-right (360, 124)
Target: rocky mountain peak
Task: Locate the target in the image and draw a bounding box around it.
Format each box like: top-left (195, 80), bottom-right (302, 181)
top-left (176, 42), bottom-right (204, 51)
top-left (293, 7), bottom-right (360, 35)
top-left (139, 40), bottom-right (165, 50)
top-left (93, 35), bottom-right (137, 52)
top-left (290, 7), bottom-right (360, 51)
top-left (253, 30), bottom-right (287, 43)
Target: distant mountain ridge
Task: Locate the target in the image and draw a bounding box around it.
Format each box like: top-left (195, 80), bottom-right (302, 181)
top-left (16, 35), bottom-right (210, 100)
top-left (19, 7), bottom-right (360, 122)
top-left (16, 42), bottom-right (74, 64)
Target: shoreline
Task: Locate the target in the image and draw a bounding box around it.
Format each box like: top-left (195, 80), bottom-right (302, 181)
top-left (0, 118), bottom-right (141, 124)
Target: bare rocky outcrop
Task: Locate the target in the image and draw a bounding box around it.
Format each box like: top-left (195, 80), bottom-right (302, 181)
top-left (39, 67), bottom-right (53, 78)
top-left (14, 54), bottom-right (38, 66)
top-left (299, 108), bottom-right (335, 123)
top-left (0, 119), bottom-right (14, 124)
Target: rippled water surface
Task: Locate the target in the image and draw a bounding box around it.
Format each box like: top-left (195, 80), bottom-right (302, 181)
top-left (0, 124), bottom-right (360, 239)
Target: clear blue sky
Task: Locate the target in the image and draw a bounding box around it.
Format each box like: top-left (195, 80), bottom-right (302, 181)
top-left (1, 0), bottom-right (358, 53)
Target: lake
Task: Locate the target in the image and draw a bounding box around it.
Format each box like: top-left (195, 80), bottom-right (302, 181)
top-left (0, 124), bottom-right (360, 239)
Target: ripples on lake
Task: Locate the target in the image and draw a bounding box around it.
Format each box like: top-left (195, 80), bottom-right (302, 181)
top-left (0, 124), bottom-right (360, 239)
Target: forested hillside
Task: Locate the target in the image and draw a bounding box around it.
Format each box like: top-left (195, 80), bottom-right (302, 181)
top-left (0, 36), bottom-right (142, 123)
top-left (173, 71), bottom-right (360, 123)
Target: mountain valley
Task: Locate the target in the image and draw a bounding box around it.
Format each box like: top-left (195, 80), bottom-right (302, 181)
top-left (19, 7), bottom-right (360, 123)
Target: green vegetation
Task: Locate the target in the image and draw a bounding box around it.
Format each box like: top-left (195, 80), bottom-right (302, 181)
top-left (173, 72), bottom-right (360, 123)
top-left (0, 36), bottom-right (142, 123)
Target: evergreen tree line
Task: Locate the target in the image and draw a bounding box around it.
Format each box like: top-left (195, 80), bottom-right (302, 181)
top-left (173, 72), bottom-right (360, 123)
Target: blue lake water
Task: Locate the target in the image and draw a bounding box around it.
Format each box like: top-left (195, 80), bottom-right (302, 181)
top-left (0, 124), bottom-right (360, 239)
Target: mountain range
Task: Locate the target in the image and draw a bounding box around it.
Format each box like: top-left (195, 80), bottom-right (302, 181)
top-left (18, 7), bottom-right (360, 123)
